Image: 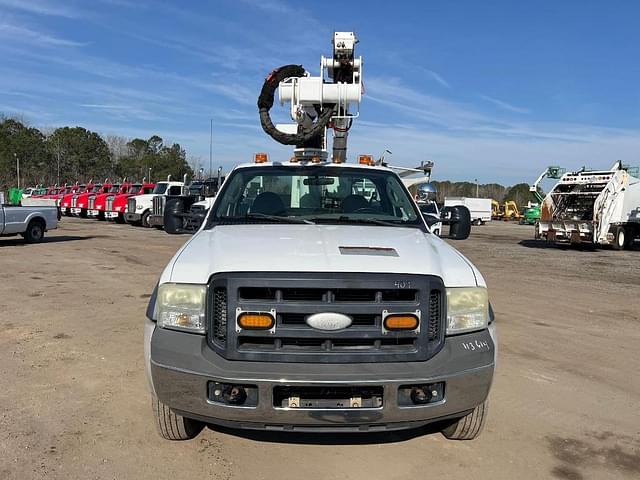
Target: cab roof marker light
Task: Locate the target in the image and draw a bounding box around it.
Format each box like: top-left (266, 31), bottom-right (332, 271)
top-left (255, 153), bottom-right (269, 163)
top-left (359, 154), bottom-right (374, 166)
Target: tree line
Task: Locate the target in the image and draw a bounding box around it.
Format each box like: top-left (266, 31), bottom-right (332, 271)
top-left (0, 116), bottom-right (193, 191)
top-left (431, 180), bottom-right (536, 205)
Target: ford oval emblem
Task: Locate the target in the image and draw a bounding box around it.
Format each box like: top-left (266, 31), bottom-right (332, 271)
top-left (305, 312), bottom-right (352, 331)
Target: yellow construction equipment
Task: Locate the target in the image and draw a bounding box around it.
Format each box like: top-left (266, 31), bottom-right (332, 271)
top-left (491, 200), bottom-right (501, 219)
top-left (503, 201), bottom-right (523, 221)
top-left (491, 200), bottom-right (523, 221)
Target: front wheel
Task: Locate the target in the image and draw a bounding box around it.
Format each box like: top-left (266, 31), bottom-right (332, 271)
top-left (152, 397), bottom-right (203, 440)
top-left (612, 226), bottom-right (627, 250)
top-left (141, 211), bottom-right (151, 228)
top-left (441, 401), bottom-right (488, 440)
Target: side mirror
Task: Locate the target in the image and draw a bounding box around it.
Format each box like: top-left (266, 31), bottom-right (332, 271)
top-left (442, 205), bottom-right (471, 240)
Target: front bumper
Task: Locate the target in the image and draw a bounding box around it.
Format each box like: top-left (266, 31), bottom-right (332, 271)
top-left (149, 321), bottom-right (496, 432)
top-left (104, 211), bottom-right (120, 219)
top-left (125, 212), bottom-right (141, 222)
top-left (148, 214), bottom-right (164, 227)
top-left (87, 209), bottom-right (101, 217)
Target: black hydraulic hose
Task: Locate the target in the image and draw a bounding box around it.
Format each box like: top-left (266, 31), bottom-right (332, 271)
top-left (258, 64), bottom-right (334, 146)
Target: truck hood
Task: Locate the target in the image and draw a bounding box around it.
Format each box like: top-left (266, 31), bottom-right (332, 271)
top-left (132, 193), bottom-right (158, 205)
top-left (164, 225), bottom-right (483, 287)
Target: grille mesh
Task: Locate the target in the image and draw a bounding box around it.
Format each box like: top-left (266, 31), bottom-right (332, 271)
top-left (212, 287), bottom-right (227, 345)
top-left (88, 196), bottom-right (95, 209)
top-left (127, 198), bottom-right (136, 213)
top-left (428, 290), bottom-right (441, 340)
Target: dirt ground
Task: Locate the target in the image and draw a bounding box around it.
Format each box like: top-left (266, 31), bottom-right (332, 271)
top-left (0, 218), bottom-right (638, 480)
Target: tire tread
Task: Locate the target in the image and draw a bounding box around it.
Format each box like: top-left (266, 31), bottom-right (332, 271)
top-left (152, 397), bottom-right (202, 441)
top-left (442, 401), bottom-right (487, 440)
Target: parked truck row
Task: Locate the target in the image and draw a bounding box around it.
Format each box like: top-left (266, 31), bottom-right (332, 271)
top-left (9, 175), bottom-right (225, 234)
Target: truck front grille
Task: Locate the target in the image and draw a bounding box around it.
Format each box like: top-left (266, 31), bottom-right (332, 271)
top-left (106, 196), bottom-right (114, 211)
top-left (71, 195), bottom-right (78, 207)
top-left (88, 196), bottom-right (95, 209)
top-left (127, 198), bottom-right (136, 213)
top-left (208, 272), bottom-right (445, 363)
top-left (153, 196), bottom-right (165, 216)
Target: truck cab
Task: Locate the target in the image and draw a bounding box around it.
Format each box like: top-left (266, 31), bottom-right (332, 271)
top-left (145, 159), bottom-right (495, 441)
top-left (150, 176), bottom-right (225, 230)
top-left (66, 183), bottom-right (102, 217)
top-left (60, 184), bottom-right (90, 215)
top-left (105, 183), bottom-right (155, 223)
top-left (125, 180), bottom-right (185, 227)
top-left (87, 183), bottom-right (124, 220)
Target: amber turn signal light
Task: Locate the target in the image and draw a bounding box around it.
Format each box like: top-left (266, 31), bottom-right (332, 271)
top-left (238, 312), bottom-right (275, 329)
top-left (384, 314), bottom-right (419, 331)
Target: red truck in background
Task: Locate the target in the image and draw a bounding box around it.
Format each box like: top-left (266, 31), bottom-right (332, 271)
top-left (60, 183), bottom-right (93, 216)
top-left (87, 183), bottom-right (131, 220)
top-left (105, 182), bottom-right (155, 223)
top-left (29, 186), bottom-right (58, 198)
top-left (71, 183), bottom-right (114, 218)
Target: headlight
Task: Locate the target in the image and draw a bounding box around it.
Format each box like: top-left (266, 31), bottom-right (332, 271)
top-left (446, 287), bottom-right (488, 334)
top-left (137, 205), bottom-right (143, 210)
top-left (155, 283), bottom-right (206, 333)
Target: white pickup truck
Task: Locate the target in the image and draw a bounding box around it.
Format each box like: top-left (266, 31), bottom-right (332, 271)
top-left (124, 180), bottom-right (185, 227)
top-left (144, 159), bottom-right (496, 441)
top-left (0, 204), bottom-right (58, 243)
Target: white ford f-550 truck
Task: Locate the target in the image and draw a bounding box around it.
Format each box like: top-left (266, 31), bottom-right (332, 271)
top-left (143, 32), bottom-right (495, 441)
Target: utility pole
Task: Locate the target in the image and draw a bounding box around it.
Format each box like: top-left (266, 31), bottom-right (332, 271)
top-left (209, 118), bottom-right (213, 179)
top-left (14, 153), bottom-right (20, 189)
top-left (56, 138), bottom-right (61, 186)
top-left (475, 178), bottom-right (479, 197)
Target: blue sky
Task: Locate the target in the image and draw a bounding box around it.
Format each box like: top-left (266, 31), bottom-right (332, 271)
top-left (1, 0), bottom-right (640, 184)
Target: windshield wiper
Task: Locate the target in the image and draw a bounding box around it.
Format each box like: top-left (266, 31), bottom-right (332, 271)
top-left (311, 216), bottom-right (404, 227)
top-left (217, 213), bottom-right (315, 225)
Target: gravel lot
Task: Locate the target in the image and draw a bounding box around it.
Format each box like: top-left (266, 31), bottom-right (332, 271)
top-left (1, 218), bottom-right (638, 480)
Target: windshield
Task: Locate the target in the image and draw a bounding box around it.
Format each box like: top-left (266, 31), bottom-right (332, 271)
top-left (153, 183), bottom-right (168, 194)
top-left (206, 166), bottom-right (424, 229)
top-left (90, 185), bottom-right (101, 193)
top-left (109, 185), bottom-right (120, 193)
top-left (129, 185), bottom-right (141, 194)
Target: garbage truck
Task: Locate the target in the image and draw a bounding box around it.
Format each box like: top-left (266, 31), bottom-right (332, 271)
top-left (537, 161), bottom-right (640, 249)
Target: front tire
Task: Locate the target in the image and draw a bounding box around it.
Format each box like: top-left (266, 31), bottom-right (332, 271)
top-left (152, 397), bottom-right (203, 441)
top-left (141, 211), bottom-right (151, 228)
top-left (441, 401), bottom-right (488, 440)
top-left (613, 226), bottom-right (627, 250)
